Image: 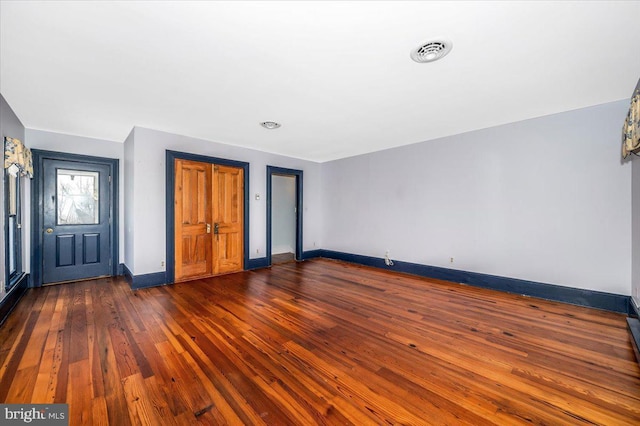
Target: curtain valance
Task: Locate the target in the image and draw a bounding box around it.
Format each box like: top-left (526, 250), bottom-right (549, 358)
top-left (4, 137), bottom-right (33, 178)
top-left (622, 84), bottom-right (640, 158)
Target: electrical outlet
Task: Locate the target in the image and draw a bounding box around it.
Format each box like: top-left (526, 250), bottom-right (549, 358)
top-left (161, 261), bottom-right (165, 267)
top-left (313, 242), bottom-right (317, 247)
top-left (450, 257), bottom-right (454, 263)
top-left (384, 250), bottom-right (394, 266)
top-left (256, 249), bottom-right (260, 254)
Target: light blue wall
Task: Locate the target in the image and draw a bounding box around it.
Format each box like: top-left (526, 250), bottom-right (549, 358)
top-left (123, 128), bottom-right (135, 272)
top-left (1, 94), bottom-right (25, 143)
top-left (26, 129), bottom-right (126, 264)
top-left (5, 94), bottom-right (636, 296)
top-left (322, 100), bottom-right (632, 295)
top-left (127, 127), bottom-right (323, 275)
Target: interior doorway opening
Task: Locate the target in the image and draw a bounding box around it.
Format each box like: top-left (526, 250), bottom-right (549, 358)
top-left (271, 174), bottom-right (296, 264)
top-left (266, 166), bottom-right (302, 266)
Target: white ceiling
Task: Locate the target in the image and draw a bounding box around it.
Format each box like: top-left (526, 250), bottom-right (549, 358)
top-left (1, 1), bottom-right (639, 162)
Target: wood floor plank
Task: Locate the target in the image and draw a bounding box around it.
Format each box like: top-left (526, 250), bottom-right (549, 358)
top-left (0, 307), bottom-right (43, 401)
top-left (1, 259), bottom-right (639, 424)
top-left (68, 359), bottom-right (93, 425)
top-left (91, 396), bottom-right (109, 426)
top-left (92, 281), bottom-right (133, 426)
top-left (122, 373), bottom-right (162, 425)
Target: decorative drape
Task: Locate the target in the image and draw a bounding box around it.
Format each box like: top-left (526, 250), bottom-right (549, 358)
top-left (4, 137), bottom-right (33, 178)
top-left (622, 82), bottom-right (640, 158)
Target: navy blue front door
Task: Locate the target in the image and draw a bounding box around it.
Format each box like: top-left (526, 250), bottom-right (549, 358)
top-left (42, 159), bottom-right (112, 284)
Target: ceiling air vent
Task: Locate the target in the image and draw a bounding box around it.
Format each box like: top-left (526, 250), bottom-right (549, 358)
top-left (410, 38), bottom-right (452, 63)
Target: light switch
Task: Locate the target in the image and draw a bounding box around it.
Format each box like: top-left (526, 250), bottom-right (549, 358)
top-left (255, 193), bottom-right (260, 200)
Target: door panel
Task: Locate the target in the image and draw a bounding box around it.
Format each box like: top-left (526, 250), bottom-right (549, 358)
top-left (56, 235), bottom-right (75, 266)
top-left (42, 159), bottom-right (111, 284)
top-left (83, 233), bottom-right (100, 263)
top-left (174, 159), bottom-right (212, 281)
top-left (174, 160), bottom-right (243, 281)
top-left (213, 165), bottom-right (244, 274)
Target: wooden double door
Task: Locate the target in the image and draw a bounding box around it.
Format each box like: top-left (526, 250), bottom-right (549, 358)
top-left (174, 159), bottom-right (244, 282)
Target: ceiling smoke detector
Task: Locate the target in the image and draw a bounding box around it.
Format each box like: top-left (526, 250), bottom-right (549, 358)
top-left (260, 121), bottom-right (281, 129)
top-left (410, 38), bottom-right (452, 63)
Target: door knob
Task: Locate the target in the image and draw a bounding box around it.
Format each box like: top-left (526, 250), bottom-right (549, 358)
top-left (45, 228), bottom-right (54, 234)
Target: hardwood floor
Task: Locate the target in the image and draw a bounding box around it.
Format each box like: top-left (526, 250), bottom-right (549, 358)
top-left (272, 252), bottom-right (295, 265)
top-left (1, 258), bottom-right (639, 425)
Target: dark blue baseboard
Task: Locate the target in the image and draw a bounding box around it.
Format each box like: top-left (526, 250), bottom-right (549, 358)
top-left (627, 319), bottom-right (640, 365)
top-left (318, 250), bottom-right (631, 314)
top-left (122, 264), bottom-right (133, 282)
top-left (123, 264), bottom-right (167, 290)
top-left (246, 257), bottom-right (269, 270)
top-left (117, 263), bottom-right (125, 276)
top-left (247, 251), bottom-right (321, 269)
top-left (121, 249), bottom-right (631, 314)
top-left (628, 299), bottom-right (640, 365)
top-left (0, 274), bottom-right (29, 326)
top-left (301, 250), bottom-right (322, 260)
top-left (630, 299), bottom-right (639, 318)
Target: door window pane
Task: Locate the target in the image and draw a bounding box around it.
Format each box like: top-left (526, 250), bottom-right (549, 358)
top-left (57, 169), bottom-right (99, 225)
top-left (5, 170), bottom-right (21, 290)
top-left (8, 174), bottom-right (16, 215)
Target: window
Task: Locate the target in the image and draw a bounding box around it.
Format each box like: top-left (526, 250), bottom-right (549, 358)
top-left (3, 136), bottom-right (31, 291)
top-left (5, 170), bottom-right (22, 290)
top-left (57, 169), bottom-right (99, 225)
